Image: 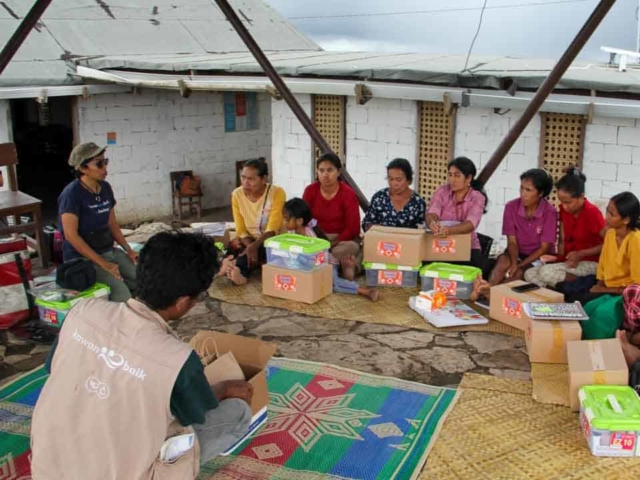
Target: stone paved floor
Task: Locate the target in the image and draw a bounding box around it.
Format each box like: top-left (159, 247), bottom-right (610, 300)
top-left (0, 298), bottom-right (531, 388)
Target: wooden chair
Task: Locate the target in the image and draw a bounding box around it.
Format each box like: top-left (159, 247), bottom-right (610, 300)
top-left (170, 170), bottom-right (202, 221)
top-left (0, 143), bottom-right (48, 268)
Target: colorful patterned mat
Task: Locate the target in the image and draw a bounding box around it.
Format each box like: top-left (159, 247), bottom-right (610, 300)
top-left (0, 359), bottom-right (458, 480)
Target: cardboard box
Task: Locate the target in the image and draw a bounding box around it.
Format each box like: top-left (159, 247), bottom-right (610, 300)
top-left (489, 280), bottom-right (564, 331)
top-left (363, 226), bottom-right (427, 266)
top-left (568, 339), bottom-right (629, 411)
top-left (262, 264), bottom-right (333, 304)
top-left (191, 222), bottom-right (231, 247)
top-left (423, 233), bottom-right (471, 262)
top-left (525, 318), bottom-right (582, 364)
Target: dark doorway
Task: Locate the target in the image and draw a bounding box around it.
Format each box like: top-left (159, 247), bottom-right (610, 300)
top-left (10, 97), bottom-right (74, 224)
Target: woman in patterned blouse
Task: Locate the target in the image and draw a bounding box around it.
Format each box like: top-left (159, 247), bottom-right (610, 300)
top-left (362, 158), bottom-right (426, 232)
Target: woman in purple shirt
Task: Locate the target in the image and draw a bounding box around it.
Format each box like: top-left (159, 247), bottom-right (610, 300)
top-left (489, 168), bottom-right (557, 285)
top-left (426, 157), bottom-right (489, 273)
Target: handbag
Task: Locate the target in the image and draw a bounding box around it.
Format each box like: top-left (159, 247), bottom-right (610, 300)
top-left (82, 227), bottom-right (115, 252)
top-left (56, 258), bottom-right (97, 291)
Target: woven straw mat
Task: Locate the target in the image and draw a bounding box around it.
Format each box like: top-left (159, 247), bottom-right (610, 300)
top-left (531, 363), bottom-right (571, 407)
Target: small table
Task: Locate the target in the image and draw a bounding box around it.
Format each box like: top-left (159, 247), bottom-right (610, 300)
top-left (0, 191), bottom-right (48, 268)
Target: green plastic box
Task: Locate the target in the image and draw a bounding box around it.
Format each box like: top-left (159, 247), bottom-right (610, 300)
top-left (265, 234), bottom-right (331, 271)
top-left (419, 263), bottom-right (481, 299)
top-left (35, 283), bottom-right (111, 327)
top-left (579, 385), bottom-right (640, 457)
top-left (363, 262), bottom-right (421, 287)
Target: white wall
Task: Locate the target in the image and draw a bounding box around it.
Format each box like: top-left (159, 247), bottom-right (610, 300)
top-left (76, 90), bottom-right (272, 223)
top-left (0, 100), bottom-right (12, 192)
top-left (583, 116), bottom-right (640, 208)
top-left (270, 94), bottom-right (313, 199)
top-left (454, 107), bottom-right (541, 249)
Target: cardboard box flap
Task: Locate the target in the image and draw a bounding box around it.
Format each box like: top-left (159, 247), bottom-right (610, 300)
top-left (190, 331), bottom-right (277, 369)
top-left (368, 225), bottom-right (425, 237)
top-left (567, 339), bottom-right (627, 374)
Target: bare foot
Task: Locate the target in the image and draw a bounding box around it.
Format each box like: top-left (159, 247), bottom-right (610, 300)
top-left (358, 286), bottom-right (381, 302)
top-left (227, 266), bottom-right (248, 286)
top-left (217, 255), bottom-right (236, 278)
top-left (341, 255), bottom-right (356, 281)
top-left (617, 330), bottom-right (640, 367)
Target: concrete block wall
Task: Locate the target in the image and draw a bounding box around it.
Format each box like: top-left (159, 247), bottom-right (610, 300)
top-left (270, 94), bottom-right (313, 199)
top-left (345, 97), bottom-right (418, 200)
top-left (582, 116), bottom-right (640, 207)
top-left (76, 90), bottom-right (271, 223)
top-left (454, 107), bottom-right (542, 248)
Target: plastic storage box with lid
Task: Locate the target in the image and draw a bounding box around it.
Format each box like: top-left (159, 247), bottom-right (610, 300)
top-left (363, 262), bottom-right (420, 287)
top-left (579, 385), bottom-right (640, 457)
top-left (34, 283), bottom-right (111, 327)
top-left (419, 263), bottom-right (481, 299)
top-left (265, 234), bottom-right (330, 272)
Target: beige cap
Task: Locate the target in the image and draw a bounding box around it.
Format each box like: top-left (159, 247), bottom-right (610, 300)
top-left (68, 142), bottom-right (106, 169)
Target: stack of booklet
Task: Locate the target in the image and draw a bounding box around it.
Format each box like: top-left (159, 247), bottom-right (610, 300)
top-left (523, 302), bottom-right (589, 321)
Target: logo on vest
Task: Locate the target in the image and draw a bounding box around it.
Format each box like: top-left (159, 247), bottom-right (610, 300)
top-left (73, 329), bottom-right (147, 381)
top-left (85, 376), bottom-right (110, 399)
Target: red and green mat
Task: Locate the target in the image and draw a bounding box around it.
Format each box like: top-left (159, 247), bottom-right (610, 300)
top-left (0, 358), bottom-right (459, 480)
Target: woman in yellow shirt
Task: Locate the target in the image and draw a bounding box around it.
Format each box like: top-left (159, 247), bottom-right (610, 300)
top-left (229, 158), bottom-right (286, 285)
top-left (569, 191), bottom-right (640, 304)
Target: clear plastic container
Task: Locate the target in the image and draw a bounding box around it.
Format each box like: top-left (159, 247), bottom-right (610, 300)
top-left (35, 283), bottom-right (111, 327)
top-left (419, 263), bottom-right (481, 299)
top-left (265, 234), bottom-right (331, 272)
top-left (363, 262), bottom-right (420, 287)
top-left (579, 385), bottom-right (640, 457)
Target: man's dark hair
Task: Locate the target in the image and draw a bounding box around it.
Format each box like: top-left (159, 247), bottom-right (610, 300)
top-left (520, 168), bottom-right (553, 198)
top-left (137, 232), bottom-right (219, 310)
top-left (386, 158), bottom-right (414, 183)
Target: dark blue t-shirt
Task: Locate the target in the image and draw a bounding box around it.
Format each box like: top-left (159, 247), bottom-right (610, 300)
top-left (58, 179), bottom-right (116, 261)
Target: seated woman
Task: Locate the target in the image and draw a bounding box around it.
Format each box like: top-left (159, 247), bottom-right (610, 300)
top-left (59, 143), bottom-right (137, 302)
top-left (567, 192), bottom-right (640, 304)
top-left (303, 153), bottom-right (361, 280)
top-left (489, 168), bottom-right (556, 286)
top-left (525, 167), bottom-right (605, 288)
top-left (229, 158), bottom-right (286, 285)
top-left (425, 156), bottom-right (488, 272)
top-left (362, 158), bottom-right (426, 231)
top-left (618, 284), bottom-right (640, 367)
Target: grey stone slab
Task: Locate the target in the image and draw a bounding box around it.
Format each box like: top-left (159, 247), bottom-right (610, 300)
top-left (489, 368), bottom-right (532, 382)
top-left (3, 354), bottom-right (33, 365)
top-left (463, 332), bottom-right (525, 354)
top-left (252, 318), bottom-right (309, 337)
top-left (434, 336), bottom-right (465, 347)
top-left (353, 323), bottom-right (411, 335)
top-left (408, 347), bottom-right (476, 374)
top-left (472, 350), bottom-right (531, 372)
top-left (221, 304), bottom-right (280, 323)
top-left (367, 332), bottom-right (434, 349)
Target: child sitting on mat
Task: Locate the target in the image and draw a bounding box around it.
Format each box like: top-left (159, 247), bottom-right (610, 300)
top-left (283, 198), bottom-right (380, 302)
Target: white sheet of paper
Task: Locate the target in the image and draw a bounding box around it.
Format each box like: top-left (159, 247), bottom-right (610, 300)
top-left (160, 433), bottom-right (195, 463)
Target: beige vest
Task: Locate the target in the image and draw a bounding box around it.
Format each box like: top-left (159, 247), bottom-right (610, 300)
top-left (31, 298), bottom-right (200, 480)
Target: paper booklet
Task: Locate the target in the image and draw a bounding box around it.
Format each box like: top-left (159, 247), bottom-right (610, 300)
top-left (409, 297), bottom-right (489, 328)
top-left (523, 302), bottom-right (589, 321)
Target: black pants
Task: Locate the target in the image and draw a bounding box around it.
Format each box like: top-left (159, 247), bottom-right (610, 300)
top-left (234, 246), bottom-right (266, 279)
top-left (448, 249), bottom-right (490, 279)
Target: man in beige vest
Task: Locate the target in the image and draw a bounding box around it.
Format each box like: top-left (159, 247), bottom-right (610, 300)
top-left (31, 232), bottom-right (253, 479)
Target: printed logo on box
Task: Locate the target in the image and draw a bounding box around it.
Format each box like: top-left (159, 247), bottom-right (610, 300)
top-left (43, 309), bottom-right (60, 325)
top-left (377, 270), bottom-right (403, 286)
top-left (502, 297), bottom-right (523, 319)
top-left (434, 278), bottom-right (457, 296)
top-left (431, 238), bottom-right (456, 254)
top-left (377, 241), bottom-right (401, 259)
top-left (274, 274), bottom-right (297, 292)
top-left (611, 433), bottom-right (636, 451)
top-left (315, 251), bottom-right (326, 266)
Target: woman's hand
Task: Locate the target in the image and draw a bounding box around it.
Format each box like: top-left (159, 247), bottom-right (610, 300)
top-left (126, 248), bottom-right (138, 264)
top-left (506, 263), bottom-right (519, 279)
top-left (101, 262), bottom-right (123, 281)
top-left (565, 251), bottom-right (581, 269)
top-left (243, 242), bottom-right (260, 267)
top-left (429, 220), bottom-right (441, 234)
top-left (436, 226), bottom-right (450, 237)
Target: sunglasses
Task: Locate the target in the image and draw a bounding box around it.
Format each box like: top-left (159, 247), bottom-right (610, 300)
top-left (83, 158), bottom-right (109, 169)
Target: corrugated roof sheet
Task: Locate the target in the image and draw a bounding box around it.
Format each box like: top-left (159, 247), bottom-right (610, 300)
top-left (76, 51), bottom-right (640, 94)
top-left (0, 0), bottom-right (319, 86)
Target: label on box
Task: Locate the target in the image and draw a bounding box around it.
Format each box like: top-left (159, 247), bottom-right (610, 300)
top-left (378, 270), bottom-right (403, 286)
top-left (611, 432), bottom-right (636, 451)
top-left (315, 251), bottom-right (326, 266)
top-left (434, 279), bottom-right (457, 296)
top-left (274, 274), bottom-right (297, 292)
top-left (502, 297), bottom-right (523, 319)
top-left (431, 238), bottom-right (456, 254)
top-left (43, 309), bottom-right (60, 325)
top-left (377, 241), bottom-right (401, 259)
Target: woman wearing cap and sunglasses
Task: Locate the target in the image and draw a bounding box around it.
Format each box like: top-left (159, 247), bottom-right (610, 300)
top-left (58, 142), bottom-right (137, 301)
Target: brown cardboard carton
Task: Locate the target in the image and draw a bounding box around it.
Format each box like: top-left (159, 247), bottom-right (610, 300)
top-left (262, 264), bottom-right (333, 304)
top-left (567, 339), bottom-right (629, 411)
top-left (423, 233), bottom-right (471, 262)
top-left (489, 281), bottom-right (564, 331)
top-left (190, 331), bottom-right (277, 416)
top-left (363, 226), bottom-right (427, 266)
top-left (525, 318), bottom-right (581, 364)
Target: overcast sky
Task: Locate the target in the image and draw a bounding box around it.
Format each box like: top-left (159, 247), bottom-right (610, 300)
top-left (267, 0), bottom-right (638, 61)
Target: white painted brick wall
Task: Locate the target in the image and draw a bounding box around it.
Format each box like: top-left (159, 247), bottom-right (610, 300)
top-left (455, 107), bottom-right (542, 249)
top-left (0, 100), bottom-right (12, 192)
top-left (76, 90), bottom-right (271, 223)
top-left (345, 97), bottom-right (418, 200)
top-left (270, 94), bottom-right (313, 199)
top-left (583, 116), bottom-right (640, 210)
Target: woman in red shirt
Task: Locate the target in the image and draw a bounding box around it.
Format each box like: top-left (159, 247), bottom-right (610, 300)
top-left (303, 153), bottom-right (361, 279)
top-left (524, 167), bottom-right (605, 288)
